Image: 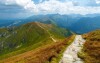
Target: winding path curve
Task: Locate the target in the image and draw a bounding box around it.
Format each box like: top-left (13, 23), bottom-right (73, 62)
top-left (59, 35), bottom-right (85, 63)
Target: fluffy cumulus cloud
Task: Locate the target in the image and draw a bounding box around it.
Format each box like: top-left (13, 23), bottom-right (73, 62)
top-left (16, 0), bottom-right (38, 13)
top-left (1, 0), bottom-right (38, 13)
top-left (0, 0), bottom-right (100, 19)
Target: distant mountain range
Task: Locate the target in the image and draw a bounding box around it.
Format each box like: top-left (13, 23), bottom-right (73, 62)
top-left (70, 16), bottom-right (100, 34)
top-left (0, 14), bottom-right (100, 34)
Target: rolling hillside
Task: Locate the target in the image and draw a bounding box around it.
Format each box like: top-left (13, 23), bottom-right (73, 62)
top-left (0, 22), bottom-right (73, 63)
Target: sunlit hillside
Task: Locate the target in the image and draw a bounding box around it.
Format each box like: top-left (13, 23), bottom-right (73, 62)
top-left (79, 30), bottom-right (100, 63)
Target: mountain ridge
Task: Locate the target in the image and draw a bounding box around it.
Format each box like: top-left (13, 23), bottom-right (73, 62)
top-left (0, 22), bottom-right (73, 61)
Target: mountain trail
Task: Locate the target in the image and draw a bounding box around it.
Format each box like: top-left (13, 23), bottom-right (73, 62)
top-left (36, 22), bottom-right (56, 42)
top-left (59, 35), bottom-right (85, 63)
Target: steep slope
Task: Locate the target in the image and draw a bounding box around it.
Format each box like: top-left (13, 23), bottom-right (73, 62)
top-left (0, 22), bottom-right (72, 61)
top-left (79, 30), bottom-right (100, 63)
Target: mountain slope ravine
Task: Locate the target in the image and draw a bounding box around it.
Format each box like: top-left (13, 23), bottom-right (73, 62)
top-left (59, 35), bottom-right (85, 63)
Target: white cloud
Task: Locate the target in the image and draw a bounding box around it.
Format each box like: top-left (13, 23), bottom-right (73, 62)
top-left (1, 0), bottom-right (16, 5)
top-left (36, 0), bottom-right (100, 15)
top-left (96, 0), bottom-right (100, 4)
top-left (1, 0), bottom-right (38, 14)
top-left (1, 0), bottom-right (100, 15)
top-left (36, 0), bottom-right (74, 14)
top-left (16, 0), bottom-right (38, 13)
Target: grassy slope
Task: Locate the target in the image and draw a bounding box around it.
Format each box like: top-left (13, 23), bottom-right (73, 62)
top-left (0, 22), bottom-right (73, 62)
top-left (0, 22), bottom-right (49, 59)
top-left (0, 35), bottom-right (75, 63)
top-left (79, 30), bottom-right (100, 63)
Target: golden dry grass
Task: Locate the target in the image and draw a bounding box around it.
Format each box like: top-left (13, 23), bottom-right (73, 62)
top-left (81, 30), bottom-right (100, 63)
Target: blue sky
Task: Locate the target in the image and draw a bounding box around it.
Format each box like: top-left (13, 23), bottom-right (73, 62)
top-left (0, 0), bottom-right (100, 19)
